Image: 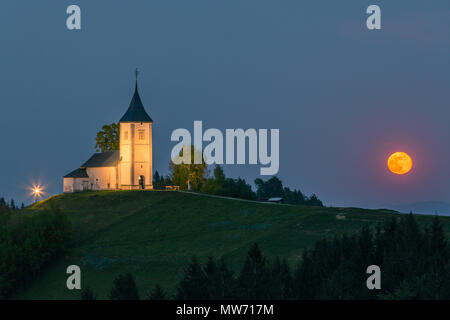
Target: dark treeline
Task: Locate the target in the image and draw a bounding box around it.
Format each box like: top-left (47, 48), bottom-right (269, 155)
top-left (254, 176), bottom-right (323, 206)
top-left (152, 171), bottom-right (173, 190)
top-left (154, 166), bottom-right (323, 206)
top-left (0, 205), bottom-right (72, 299)
top-left (96, 214), bottom-right (449, 300)
top-left (0, 197), bottom-right (25, 211)
top-left (200, 166), bottom-right (255, 200)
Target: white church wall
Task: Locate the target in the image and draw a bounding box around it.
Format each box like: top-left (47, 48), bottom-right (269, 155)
top-left (74, 178), bottom-right (89, 192)
top-left (86, 167), bottom-right (117, 190)
top-left (63, 178), bottom-right (74, 193)
top-left (63, 177), bottom-right (89, 192)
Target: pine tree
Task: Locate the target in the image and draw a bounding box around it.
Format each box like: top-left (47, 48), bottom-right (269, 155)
top-left (109, 273), bottom-right (140, 300)
top-left (429, 216), bottom-right (447, 255)
top-left (268, 257), bottom-right (293, 299)
top-left (420, 216), bottom-right (450, 299)
top-left (0, 197), bottom-right (8, 213)
top-left (293, 249), bottom-right (315, 299)
top-left (147, 284), bottom-right (166, 300)
top-left (280, 258), bottom-right (294, 299)
top-left (268, 257), bottom-right (283, 299)
top-left (218, 258), bottom-right (236, 299)
top-left (176, 257), bottom-right (209, 299)
top-left (153, 171), bottom-right (166, 190)
top-left (238, 243), bottom-right (269, 299)
top-left (203, 256), bottom-right (221, 299)
top-left (81, 287), bottom-right (96, 300)
top-left (354, 225), bottom-right (375, 299)
top-left (153, 170), bottom-right (161, 189)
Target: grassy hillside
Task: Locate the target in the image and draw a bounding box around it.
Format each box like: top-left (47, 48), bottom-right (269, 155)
top-left (17, 190), bottom-right (450, 299)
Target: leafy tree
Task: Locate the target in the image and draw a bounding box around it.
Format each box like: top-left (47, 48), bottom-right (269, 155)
top-left (95, 123), bottom-right (119, 152)
top-left (147, 284), bottom-right (166, 300)
top-left (255, 177), bottom-right (284, 199)
top-left (213, 165), bottom-right (226, 182)
top-left (109, 273), bottom-right (140, 300)
top-left (284, 188), bottom-right (305, 205)
top-left (170, 145), bottom-right (207, 191)
top-left (305, 194), bottom-right (323, 206)
top-left (254, 176), bottom-right (322, 206)
top-left (201, 166), bottom-right (256, 200)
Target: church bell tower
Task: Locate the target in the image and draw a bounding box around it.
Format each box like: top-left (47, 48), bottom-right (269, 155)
top-left (119, 70), bottom-right (153, 190)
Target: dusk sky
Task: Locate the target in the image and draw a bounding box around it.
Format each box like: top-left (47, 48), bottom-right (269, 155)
top-left (0, 1), bottom-right (449, 209)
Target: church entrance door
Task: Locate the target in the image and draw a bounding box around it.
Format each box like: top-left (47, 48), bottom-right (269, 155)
top-left (139, 175), bottom-right (145, 189)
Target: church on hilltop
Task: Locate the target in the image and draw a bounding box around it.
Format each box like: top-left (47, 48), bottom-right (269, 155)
top-left (63, 78), bottom-right (153, 192)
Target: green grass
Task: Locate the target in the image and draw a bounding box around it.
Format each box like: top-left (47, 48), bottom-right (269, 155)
top-left (16, 190), bottom-right (450, 299)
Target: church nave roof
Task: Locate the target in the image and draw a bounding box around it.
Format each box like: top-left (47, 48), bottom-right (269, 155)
top-left (81, 150), bottom-right (120, 168)
top-left (63, 167), bottom-right (89, 178)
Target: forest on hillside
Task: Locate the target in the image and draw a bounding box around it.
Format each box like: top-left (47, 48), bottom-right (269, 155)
top-left (0, 202), bottom-right (72, 299)
top-left (83, 214), bottom-right (449, 300)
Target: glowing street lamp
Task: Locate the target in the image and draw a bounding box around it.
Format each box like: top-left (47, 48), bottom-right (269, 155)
top-left (33, 187), bottom-right (41, 196)
top-left (30, 184), bottom-right (44, 203)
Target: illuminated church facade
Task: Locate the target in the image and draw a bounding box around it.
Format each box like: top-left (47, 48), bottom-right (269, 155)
top-left (63, 80), bottom-right (153, 192)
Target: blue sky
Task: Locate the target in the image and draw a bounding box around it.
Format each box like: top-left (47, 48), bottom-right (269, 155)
top-left (0, 0), bottom-right (449, 208)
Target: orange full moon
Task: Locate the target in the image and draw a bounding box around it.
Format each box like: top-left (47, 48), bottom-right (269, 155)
top-left (387, 152), bottom-right (413, 175)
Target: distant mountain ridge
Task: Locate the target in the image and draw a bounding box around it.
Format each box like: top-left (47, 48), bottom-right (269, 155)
top-left (388, 201), bottom-right (450, 216)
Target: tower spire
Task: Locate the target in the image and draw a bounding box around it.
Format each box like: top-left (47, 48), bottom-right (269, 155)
top-left (119, 67), bottom-right (153, 123)
top-left (134, 68), bottom-right (139, 91)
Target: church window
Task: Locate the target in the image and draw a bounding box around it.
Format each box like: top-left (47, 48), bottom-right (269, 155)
top-left (124, 131), bottom-right (128, 140)
top-left (138, 130), bottom-right (145, 140)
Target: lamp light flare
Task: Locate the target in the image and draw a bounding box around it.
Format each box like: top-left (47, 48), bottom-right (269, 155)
top-left (29, 184), bottom-right (45, 202)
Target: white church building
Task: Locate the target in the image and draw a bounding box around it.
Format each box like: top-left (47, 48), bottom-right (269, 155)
top-left (63, 80), bottom-right (153, 192)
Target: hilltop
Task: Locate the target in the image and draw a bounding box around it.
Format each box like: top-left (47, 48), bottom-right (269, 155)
top-left (17, 190), bottom-right (450, 299)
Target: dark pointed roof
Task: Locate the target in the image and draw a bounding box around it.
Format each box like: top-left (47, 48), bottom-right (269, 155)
top-left (80, 151), bottom-right (120, 168)
top-left (63, 167), bottom-right (89, 178)
top-left (119, 82), bottom-right (153, 123)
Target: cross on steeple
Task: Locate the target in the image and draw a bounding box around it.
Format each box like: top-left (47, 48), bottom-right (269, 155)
top-left (119, 68), bottom-right (153, 123)
top-left (134, 68), bottom-right (139, 90)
